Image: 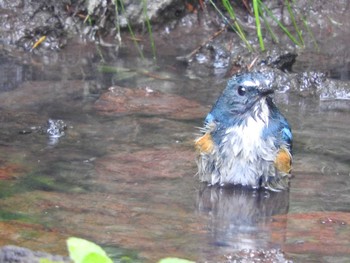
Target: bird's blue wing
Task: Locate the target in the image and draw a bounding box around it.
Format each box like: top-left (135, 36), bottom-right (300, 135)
top-left (266, 112), bottom-right (293, 176)
top-left (262, 108), bottom-right (292, 152)
top-left (204, 113), bottom-right (214, 127)
top-left (277, 111), bottom-right (293, 153)
top-left (281, 125), bottom-right (292, 149)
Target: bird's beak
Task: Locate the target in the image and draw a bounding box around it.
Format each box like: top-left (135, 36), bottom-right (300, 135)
top-left (259, 87), bottom-right (274, 97)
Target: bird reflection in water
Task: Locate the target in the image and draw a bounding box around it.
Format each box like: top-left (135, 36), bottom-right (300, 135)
top-left (197, 185), bottom-right (289, 252)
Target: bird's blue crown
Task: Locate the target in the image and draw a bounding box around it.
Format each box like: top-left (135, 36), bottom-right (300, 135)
top-left (205, 72), bottom-right (292, 149)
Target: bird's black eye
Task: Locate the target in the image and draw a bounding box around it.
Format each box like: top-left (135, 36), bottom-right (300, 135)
top-left (237, 86), bottom-right (246, 96)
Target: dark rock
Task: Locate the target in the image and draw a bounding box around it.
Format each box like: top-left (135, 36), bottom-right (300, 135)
top-left (116, 0), bottom-right (185, 27)
top-left (260, 49), bottom-right (297, 72)
top-left (319, 78), bottom-right (350, 101)
top-left (0, 0), bottom-right (68, 51)
top-left (247, 67), bottom-right (350, 102)
top-left (294, 71), bottom-right (327, 97)
top-left (0, 0), bottom-right (188, 51)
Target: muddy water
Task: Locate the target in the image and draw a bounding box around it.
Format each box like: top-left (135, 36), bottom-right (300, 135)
top-left (0, 41), bottom-right (349, 263)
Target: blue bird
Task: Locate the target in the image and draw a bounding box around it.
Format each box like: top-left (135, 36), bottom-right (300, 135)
top-left (195, 72), bottom-right (293, 191)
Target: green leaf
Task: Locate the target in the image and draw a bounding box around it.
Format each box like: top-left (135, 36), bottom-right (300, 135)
top-left (158, 257), bottom-right (195, 263)
top-left (208, 0), bottom-right (253, 52)
top-left (253, 0), bottom-right (265, 51)
top-left (258, 0), bottom-right (302, 46)
top-left (67, 237), bottom-right (113, 263)
top-left (82, 252), bottom-right (113, 263)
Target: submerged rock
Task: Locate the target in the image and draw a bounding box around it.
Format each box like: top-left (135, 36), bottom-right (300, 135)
top-left (94, 86), bottom-right (208, 120)
top-left (0, 245), bottom-right (69, 263)
top-left (271, 212), bottom-right (350, 257)
top-left (225, 248), bottom-right (292, 263)
top-left (96, 147), bottom-right (196, 182)
top-left (0, 162), bottom-right (27, 180)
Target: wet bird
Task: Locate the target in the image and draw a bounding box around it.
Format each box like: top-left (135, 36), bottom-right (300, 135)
top-left (195, 72), bottom-right (292, 191)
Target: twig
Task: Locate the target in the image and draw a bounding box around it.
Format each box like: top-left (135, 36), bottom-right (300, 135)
top-left (247, 55), bottom-right (259, 71)
top-left (139, 70), bottom-right (171, 80)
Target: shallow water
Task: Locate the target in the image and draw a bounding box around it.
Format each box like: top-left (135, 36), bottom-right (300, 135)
top-left (0, 41), bottom-right (349, 263)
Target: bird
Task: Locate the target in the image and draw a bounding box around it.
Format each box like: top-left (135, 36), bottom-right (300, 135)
top-left (194, 72), bottom-right (292, 191)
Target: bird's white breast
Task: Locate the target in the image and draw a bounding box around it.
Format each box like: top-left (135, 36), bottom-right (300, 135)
top-left (218, 99), bottom-right (277, 186)
top-left (223, 99), bottom-right (270, 157)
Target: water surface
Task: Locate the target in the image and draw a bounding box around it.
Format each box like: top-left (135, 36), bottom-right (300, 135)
top-left (0, 41), bottom-right (349, 262)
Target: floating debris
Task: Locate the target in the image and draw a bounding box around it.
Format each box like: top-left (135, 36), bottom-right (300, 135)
top-left (46, 119), bottom-right (67, 138)
top-left (18, 118), bottom-right (68, 146)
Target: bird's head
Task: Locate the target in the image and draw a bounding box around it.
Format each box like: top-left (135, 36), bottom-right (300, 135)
top-left (206, 72), bottom-right (275, 126)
